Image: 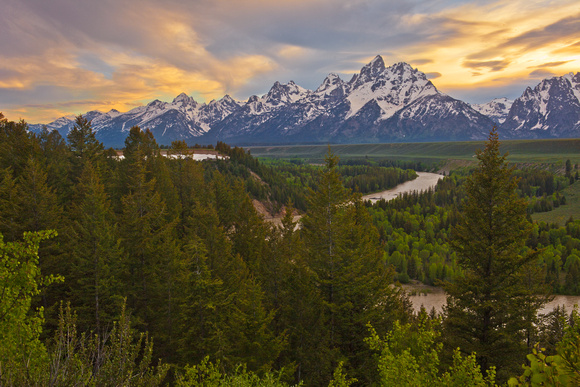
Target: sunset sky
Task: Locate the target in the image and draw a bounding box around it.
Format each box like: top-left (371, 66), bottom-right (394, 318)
top-left (1, 0), bottom-right (579, 123)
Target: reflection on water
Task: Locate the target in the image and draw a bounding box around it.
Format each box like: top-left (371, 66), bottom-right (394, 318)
top-left (404, 285), bottom-right (580, 315)
top-left (363, 172), bottom-right (443, 203)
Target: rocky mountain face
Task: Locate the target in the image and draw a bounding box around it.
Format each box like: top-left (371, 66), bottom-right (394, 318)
top-left (29, 93), bottom-right (242, 146)
top-left (29, 56), bottom-right (580, 146)
top-left (471, 98), bottom-right (513, 125)
top-left (203, 57), bottom-right (494, 144)
top-left (501, 72), bottom-right (580, 138)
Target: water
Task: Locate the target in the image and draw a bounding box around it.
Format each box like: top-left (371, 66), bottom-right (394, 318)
top-left (403, 285), bottom-right (580, 315)
top-left (362, 172), bottom-right (443, 203)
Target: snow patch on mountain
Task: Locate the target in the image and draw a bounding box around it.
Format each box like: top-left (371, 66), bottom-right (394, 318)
top-left (345, 59), bottom-right (438, 119)
top-left (471, 98), bottom-right (513, 124)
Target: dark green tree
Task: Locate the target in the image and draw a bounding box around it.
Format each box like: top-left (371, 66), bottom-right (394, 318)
top-left (65, 161), bottom-right (122, 332)
top-left (443, 128), bottom-right (547, 380)
top-left (301, 149), bottom-right (411, 384)
top-left (0, 168), bottom-right (21, 242)
top-left (67, 115), bottom-right (105, 183)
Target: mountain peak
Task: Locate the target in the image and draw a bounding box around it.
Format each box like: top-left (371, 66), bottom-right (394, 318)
top-left (316, 73), bottom-right (344, 94)
top-left (369, 55), bottom-right (385, 69)
top-left (358, 55), bottom-right (386, 79)
top-left (173, 92), bottom-right (195, 105)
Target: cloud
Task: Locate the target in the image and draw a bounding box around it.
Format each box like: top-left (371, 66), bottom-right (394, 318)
top-left (411, 59), bottom-right (433, 66)
top-left (462, 59), bottom-right (511, 72)
top-left (425, 72), bottom-right (441, 79)
top-left (466, 12), bottom-right (580, 61)
top-left (552, 40), bottom-right (580, 54)
top-left (2, 0), bottom-right (580, 122)
top-left (529, 69), bottom-right (556, 79)
top-left (532, 61), bottom-right (572, 68)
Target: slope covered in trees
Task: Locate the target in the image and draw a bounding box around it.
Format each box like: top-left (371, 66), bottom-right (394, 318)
top-left (1, 112), bottom-right (579, 385)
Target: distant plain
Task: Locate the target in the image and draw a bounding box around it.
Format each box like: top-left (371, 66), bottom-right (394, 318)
top-left (247, 138), bottom-right (580, 165)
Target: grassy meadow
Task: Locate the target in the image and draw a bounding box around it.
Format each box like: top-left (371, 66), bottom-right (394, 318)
top-left (247, 138), bottom-right (580, 165)
top-left (532, 181), bottom-right (580, 225)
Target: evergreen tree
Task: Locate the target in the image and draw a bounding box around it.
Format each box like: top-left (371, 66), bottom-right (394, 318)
top-left (0, 114), bottom-right (37, 177)
top-left (443, 128), bottom-right (547, 380)
top-left (301, 149), bottom-right (411, 384)
top-left (65, 161), bottom-right (122, 332)
top-left (0, 168), bottom-right (22, 242)
top-left (37, 128), bottom-right (72, 203)
top-left (67, 115), bottom-right (105, 184)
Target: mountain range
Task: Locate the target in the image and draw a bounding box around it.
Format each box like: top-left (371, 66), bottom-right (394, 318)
top-left (28, 56), bottom-right (580, 147)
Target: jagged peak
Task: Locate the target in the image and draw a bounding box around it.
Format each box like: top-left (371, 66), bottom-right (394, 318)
top-left (147, 99), bottom-right (165, 107)
top-left (368, 55), bottom-right (385, 69)
top-left (172, 92), bottom-right (197, 105)
top-left (316, 73), bottom-right (344, 93)
top-left (358, 55), bottom-right (386, 78)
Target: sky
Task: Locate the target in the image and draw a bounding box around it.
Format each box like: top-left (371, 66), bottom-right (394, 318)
top-left (1, 0), bottom-right (579, 124)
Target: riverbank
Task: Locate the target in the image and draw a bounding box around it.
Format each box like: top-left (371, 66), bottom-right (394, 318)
top-left (402, 283), bottom-right (580, 315)
top-left (362, 172), bottom-right (443, 203)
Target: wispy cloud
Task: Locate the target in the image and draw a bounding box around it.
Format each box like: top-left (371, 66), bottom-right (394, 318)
top-left (1, 0), bottom-right (579, 122)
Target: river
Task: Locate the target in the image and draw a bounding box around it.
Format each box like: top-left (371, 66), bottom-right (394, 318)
top-left (403, 284), bottom-right (580, 315)
top-left (362, 172), bottom-right (443, 203)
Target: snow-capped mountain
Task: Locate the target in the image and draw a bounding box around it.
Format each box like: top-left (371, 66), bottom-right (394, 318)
top-left (29, 93), bottom-right (242, 146)
top-left (472, 98), bottom-right (513, 125)
top-left (501, 72), bottom-right (580, 138)
top-left (345, 58), bottom-right (438, 119)
top-left (28, 57), bottom-right (580, 146)
top-left (205, 57), bottom-right (493, 144)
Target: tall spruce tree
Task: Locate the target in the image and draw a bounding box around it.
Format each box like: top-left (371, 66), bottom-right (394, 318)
top-left (67, 115), bottom-right (105, 184)
top-left (66, 161), bottom-right (122, 332)
top-left (442, 128), bottom-right (547, 380)
top-left (301, 149), bottom-right (411, 385)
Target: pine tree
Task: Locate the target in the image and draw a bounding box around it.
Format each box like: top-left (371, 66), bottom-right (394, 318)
top-left (301, 149), bottom-right (411, 384)
top-left (67, 115), bottom-right (105, 184)
top-left (38, 128), bottom-right (72, 203)
top-left (443, 128), bottom-right (547, 380)
top-left (0, 168), bottom-right (22, 242)
top-left (65, 161), bottom-right (122, 332)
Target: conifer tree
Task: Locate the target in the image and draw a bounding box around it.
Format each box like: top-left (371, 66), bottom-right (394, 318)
top-left (66, 161), bottom-right (122, 332)
top-left (301, 149), bottom-right (411, 384)
top-left (0, 168), bottom-right (22, 242)
top-left (0, 114), bottom-right (37, 177)
top-left (67, 115), bottom-right (105, 183)
top-left (443, 128), bottom-right (547, 380)
top-left (16, 157), bottom-right (63, 266)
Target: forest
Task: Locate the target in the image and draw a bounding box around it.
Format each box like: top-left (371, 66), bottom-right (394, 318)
top-left (1, 112), bottom-right (580, 386)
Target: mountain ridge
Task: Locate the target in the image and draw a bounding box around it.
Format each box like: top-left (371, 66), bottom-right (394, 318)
top-left (28, 56), bottom-right (580, 146)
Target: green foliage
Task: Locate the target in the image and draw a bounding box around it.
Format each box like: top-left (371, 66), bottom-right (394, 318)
top-left (300, 148), bottom-right (412, 384)
top-left (43, 302), bottom-right (168, 386)
top-left (176, 357), bottom-right (299, 387)
top-left (443, 129), bottom-right (548, 380)
top-left (0, 230), bottom-right (60, 385)
top-left (365, 316), bottom-right (496, 387)
top-left (509, 310), bottom-right (580, 386)
top-left (327, 362), bottom-right (357, 387)
top-left (0, 115), bottom-right (575, 385)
